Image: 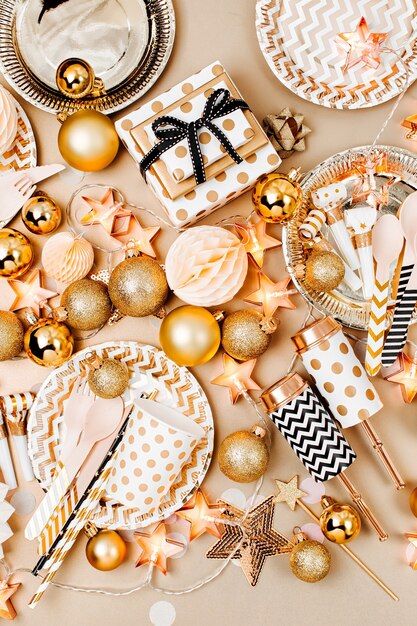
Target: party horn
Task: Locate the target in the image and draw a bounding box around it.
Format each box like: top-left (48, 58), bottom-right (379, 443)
top-left (1, 392), bottom-right (36, 483)
top-left (344, 205), bottom-right (377, 300)
top-left (298, 209), bottom-right (326, 241)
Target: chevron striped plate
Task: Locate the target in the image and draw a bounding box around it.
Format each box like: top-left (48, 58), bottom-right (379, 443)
top-left (256, 0), bottom-right (417, 109)
top-left (27, 342), bottom-right (213, 530)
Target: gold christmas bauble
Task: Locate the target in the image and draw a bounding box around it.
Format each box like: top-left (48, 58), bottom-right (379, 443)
top-left (160, 305), bottom-right (221, 366)
top-left (0, 228), bottom-right (33, 278)
top-left (305, 251), bottom-right (344, 292)
top-left (0, 311), bottom-right (24, 361)
top-left (85, 528), bottom-right (127, 571)
top-left (252, 171), bottom-right (302, 223)
top-left (21, 192), bottom-right (62, 235)
top-left (218, 430), bottom-right (269, 483)
top-left (410, 487), bottom-right (417, 517)
top-left (58, 110), bottom-right (119, 172)
top-left (24, 318), bottom-right (74, 367)
top-left (221, 310), bottom-right (271, 361)
top-left (319, 498), bottom-right (361, 544)
top-left (56, 58), bottom-right (95, 99)
top-left (88, 359), bottom-right (129, 399)
top-left (60, 279), bottom-right (112, 330)
top-left (290, 536), bottom-right (331, 583)
top-left (108, 256), bottom-right (169, 317)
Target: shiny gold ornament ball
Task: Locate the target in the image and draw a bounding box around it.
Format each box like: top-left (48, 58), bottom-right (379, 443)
top-left (24, 318), bottom-right (74, 367)
top-left (0, 228), bottom-right (33, 278)
top-left (86, 529), bottom-right (127, 571)
top-left (108, 256), bottom-right (169, 317)
top-left (290, 539), bottom-right (331, 583)
top-left (58, 110), bottom-right (119, 172)
top-left (0, 311), bottom-right (24, 361)
top-left (88, 359), bottom-right (129, 399)
top-left (221, 310), bottom-right (271, 361)
top-left (61, 279), bottom-right (112, 330)
top-left (160, 305), bottom-right (220, 366)
top-left (305, 251), bottom-right (344, 292)
top-left (252, 172), bottom-right (302, 223)
top-left (56, 58), bottom-right (95, 99)
top-left (410, 487), bottom-right (417, 517)
top-left (320, 501), bottom-right (361, 544)
top-left (21, 192), bottom-right (62, 235)
top-left (218, 430), bottom-right (269, 483)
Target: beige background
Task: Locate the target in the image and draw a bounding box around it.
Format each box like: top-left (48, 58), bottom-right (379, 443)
top-left (1, 0), bottom-right (417, 624)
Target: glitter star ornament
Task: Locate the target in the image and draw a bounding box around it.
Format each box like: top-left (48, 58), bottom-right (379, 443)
top-left (177, 490), bottom-right (223, 541)
top-left (0, 581), bottom-right (20, 620)
top-left (337, 17), bottom-right (388, 72)
top-left (81, 188), bottom-right (130, 235)
top-left (111, 214), bottom-right (160, 258)
top-left (211, 354), bottom-right (261, 403)
top-left (134, 523), bottom-right (185, 575)
top-left (206, 496), bottom-right (292, 586)
top-left (6, 270), bottom-right (57, 316)
top-left (274, 476), bottom-right (307, 511)
top-left (382, 352), bottom-right (417, 403)
top-left (239, 219), bottom-right (281, 268)
top-left (244, 272), bottom-right (296, 319)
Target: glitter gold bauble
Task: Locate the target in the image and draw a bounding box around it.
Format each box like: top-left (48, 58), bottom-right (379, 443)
top-left (305, 251), bottom-right (344, 292)
top-left (160, 305), bottom-right (221, 367)
top-left (108, 256), bottom-right (169, 317)
top-left (319, 496), bottom-right (361, 544)
top-left (0, 311), bottom-right (24, 361)
top-left (85, 522), bottom-right (126, 571)
top-left (0, 228), bottom-right (33, 278)
top-left (410, 487), bottom-right (417, 517)
top-left (58, 110), bottom-right (119, 172)
top-left (221, 310), bottom-right (272, 361)
top-left (218, 430), bottom-right (269, 483)
top-left (252, 170), bottom-right (302, 223)
top-left (88, 359), bottom-right (129, 399)
top-left (21, 192), bottom-right (62, 235)
top-left (289, 532), bottom-right (331, 583)
top-left (24, 318), bottom-right (74, 367)
top-left (60, 279), bottom-right (112, 330)
top-left (56, 58), bottom-right (95, 99)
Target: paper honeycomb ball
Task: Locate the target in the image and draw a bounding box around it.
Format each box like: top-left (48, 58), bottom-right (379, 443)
top-left (41, 232), bottom-right (94, 284)
top-left (0, 86), bottom-right (18, 156)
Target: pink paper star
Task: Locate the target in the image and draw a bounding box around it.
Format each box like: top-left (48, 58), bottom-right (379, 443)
top-left (337, 17), bottom-right (388, 72)
top-left (111, 214), bottom-right (160, 258)
top-left (211, 354), bottom-right (261, 404)
top-left (7, 270), bottom-right (57, 316)
top-left (238, 220), bottom-right (281, 268)
top-left (80, 188), bottom-right (131, 235)
top-left (244, 272), bottom-right (297, 319)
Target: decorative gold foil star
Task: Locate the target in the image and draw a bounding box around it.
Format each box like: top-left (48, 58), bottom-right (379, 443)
top-left (81, 188), bottom-right (130, 235)
top-left (382, 352), bottom-right (417, 403)
top-left (177, 489), bottom-right (223, 541)
top-left (239, 220), bottom-right (281, 268)
top-left (111, 213), bottom-right (160, 258)
top-left (211, 354), bottom-right (261, 403)
top-left (274, 476), bottom-right (307, 511)
top-left (244, 272), bottom-right (297, 319)
top-left (135, 523), bottom-right (185, 575)
top-left (0, 581), bottom-right (20, 620)
top-left (206, 496), bottom-right (292, 586)
top-left (7, 270), bottom-right (57, 316)
top-left (337, 17), bottom-right (388, 72)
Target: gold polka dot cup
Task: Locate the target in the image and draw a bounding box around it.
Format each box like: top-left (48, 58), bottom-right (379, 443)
top-left (291, 317), bottom-right (382, 428)
top-left (106, 398), bottom-right (205, 514)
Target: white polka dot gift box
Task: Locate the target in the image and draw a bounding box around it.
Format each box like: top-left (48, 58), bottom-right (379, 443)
top-left (116, 61), bottom-right (281, 227)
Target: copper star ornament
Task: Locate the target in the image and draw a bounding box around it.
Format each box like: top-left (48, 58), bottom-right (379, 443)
top-left (239, 220), bottom-right (281, 268)
top-left (111, 213), bottom-right (160, 258)
top-left (6, 270), bottom-right (57, 316)
top-left (135, 523), bottom-right (185, 575)
top-left (211, 354), bottom-right (261, 403)
top-left (274, 476), bottom-right (307, 511)
top-left (0, 581), bottom-right (20, 620)
top-left (81, 188), bottom-right (130, 235)
top-left (382, 352), bottom-right (417, 403)
top-left (206, 496), bottom-right (292, 586)
top-left (337, 17), bottom-right (388, 72)
top-left (244, 272), bottom-right (297, 319)
top-left (177, 489), bottom-right (224, 541)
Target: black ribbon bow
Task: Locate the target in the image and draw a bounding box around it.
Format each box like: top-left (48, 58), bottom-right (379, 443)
top-left (140, 88), bottom-right (250, 185)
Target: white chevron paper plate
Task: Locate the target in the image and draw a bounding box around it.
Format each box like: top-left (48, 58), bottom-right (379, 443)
top-left (256, 0), bottom-right (417, 109)
top-left (27, 342), bottom-right (214, 530)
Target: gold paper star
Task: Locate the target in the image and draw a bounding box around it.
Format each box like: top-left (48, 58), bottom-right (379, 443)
top-left (274, 476), bottom-right (307, 511)
top-left (111, 214), bottom-right (160, 258)
top-left (382, 352), bottom-right (417, 403)
top-left (206, 496), bottom-right (292, 586)
top-left (7, 270), bottom-right (57, 316)
top-left (177, 489), bottom-right (223, 541)
top-left (239, 220), bottom-right (281, 268)
top-left (244, 272), bottom-right (296, 319)
top-left (135, 523), bottom-right (185, 575)
top-left (337, 17), bottom-right (388, 72)
top-left (81, 188), bottom-right (130, 235)
top-left (211, 354), bottom-right (261, 404)
top-left (0, 581), bottom-right (20, 620)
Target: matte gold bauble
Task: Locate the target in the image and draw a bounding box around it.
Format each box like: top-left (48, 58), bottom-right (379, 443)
top-left (252, 170), bottom-right (302, 223)
top-left (24, 318), bottom-right (74, 367)
top-left (21, 192), bottom-right (62, 235)
top-left (85, 522), bottom-right (126, 571)
top-left (305, 251), bottom-right (344, 292)
top-left (410, 487), bottom-right (417, 517)
top-left (88, 359), bottom-right (129, 399)
top-left (0, 311), bottom-right (24, 361)
top-left (58, 110), bottom-right (119, 172)
top-left (160, 305), bottom-right (221, 366)
top-left (221, 310), bottom-right (271, 361)
top-left (218, 429), bottom-right (269, 483)
top-left (108, 256), bottom-right (169, 317)
top-left (56, 58), bottom-right (95, 99)
top-left (60, 279), bottom-right (112, 330)
top-left (0, 228), bottom-right (33, 278)
top-left (319, 497), bottom-right (361, 544)
top-left (290, 532), bottom-right (331, 583)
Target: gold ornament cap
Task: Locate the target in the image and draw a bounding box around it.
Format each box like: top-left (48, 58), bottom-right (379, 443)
top-left (321, 495), bottom-right (336, 509)
top-left (292, 528), bottom-right (309, 545)
top-left (291, 316), bottom-right (340, 354)
top-left (84, 521), bottom-right (99, 538)
top-left (260, 372), bottom-right (308, 413)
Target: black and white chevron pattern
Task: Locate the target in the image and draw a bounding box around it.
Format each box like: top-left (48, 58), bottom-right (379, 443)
top-left (382, 264), bottom-right (415, 367)
top-left (269, 387), bottom-right (356, 482)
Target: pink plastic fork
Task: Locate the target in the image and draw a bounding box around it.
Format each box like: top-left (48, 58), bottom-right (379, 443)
top-left (0, 173), bottom-right (36, 223)
top-left (59, 377), bottom-right (96, 466)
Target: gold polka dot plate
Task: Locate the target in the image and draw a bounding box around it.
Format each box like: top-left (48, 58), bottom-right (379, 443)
top-left (27, 341), bottom-right (213, 529)
top-left (282, 145), bottom-right (417, 330)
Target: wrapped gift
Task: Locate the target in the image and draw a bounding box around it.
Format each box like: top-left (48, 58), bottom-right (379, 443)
top-left (116, 61), bottom-right (281, 227)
